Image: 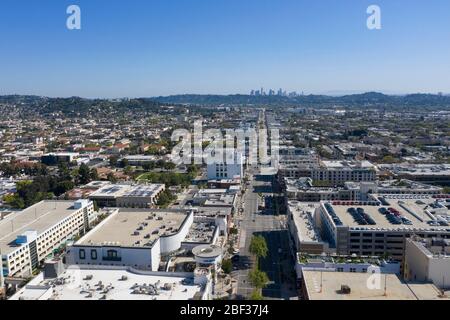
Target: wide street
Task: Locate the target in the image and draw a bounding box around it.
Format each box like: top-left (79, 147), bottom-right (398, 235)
top-left (234, 166), bottom-right (297, 300)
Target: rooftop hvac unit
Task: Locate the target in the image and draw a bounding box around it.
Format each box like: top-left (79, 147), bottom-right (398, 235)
top-left (340, 285), bottom-right (351, 294)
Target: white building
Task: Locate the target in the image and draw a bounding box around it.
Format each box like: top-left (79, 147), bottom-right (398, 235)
top-left (404, 237), bottom-right (450, 289)
top-left (67, 209), bottom-right (194, 271)
top-left (192, 244), bottom-right (223, 268)
top-left (295, 253), bottom-right (401, 280)
top-left (207, 150), bottom-right (244, 180)
top-left (10, 263), bottom-right (212, 300)
top-left (0, 200), bottom-right (95, 278)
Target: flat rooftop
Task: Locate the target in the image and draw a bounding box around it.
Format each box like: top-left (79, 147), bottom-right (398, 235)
top-left (0, 201), bottom-right (86, 255)
top-left (189, 206), bottom-right (232, 217)
top-left (303, 271), bottom-right (448, 300)
top-left (10, 266), bottom-right (205, 300)
top-left (288, 201), bottom-right (322, 242)
top-left (321, 160), bottom-right (375, 170)
top-left (327, 196), bottom-right (450, 231)
top-left (78, 209), bottom-right (189, 248)
top-left (381, 164), bottom-right (450, 176)
top-left (184, 222), bottom-right (217, 244)
top-left (89, 183), bottom-right (164, 199)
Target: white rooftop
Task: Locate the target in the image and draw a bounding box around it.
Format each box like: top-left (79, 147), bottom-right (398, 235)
top-left (10, 266), bottom-right (206, 300)
top-left (0, 201), bottom-right (90, 255)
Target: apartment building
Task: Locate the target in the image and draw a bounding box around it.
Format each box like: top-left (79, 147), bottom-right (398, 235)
top-left (279, 160), bottom-right (376, 186)
top-left (0, 200), bottom-right (95, 278)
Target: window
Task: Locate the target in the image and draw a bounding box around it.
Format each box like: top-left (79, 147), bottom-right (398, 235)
top-left (79, 249), bottom-right (86, 260)
top-left (91, 250), bottom-right (97, 260)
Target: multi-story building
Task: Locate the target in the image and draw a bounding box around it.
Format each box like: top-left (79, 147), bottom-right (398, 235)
top-left (311, 161), bottom-right (376, 186)
top-left (0, 200), bottom-right (95, 278)
top-left (278, 160), bottom-right (376, 186)
top-left (284, 178), bottom-right (442, 203)
top-left (317, 195), bottom-right (450, 263)
top-left (206, 150), bottom-right (244, 180)
top-left (380, 164), bottom-right (450, 186)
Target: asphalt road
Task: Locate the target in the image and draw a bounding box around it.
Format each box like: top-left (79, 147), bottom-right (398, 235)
top-left (234, 167), bottom-right (297, 300)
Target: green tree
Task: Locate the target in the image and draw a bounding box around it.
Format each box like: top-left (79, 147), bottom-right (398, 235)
top-left (156, 190), bottom-right (177, 208)
top-left (109, 155), bottom-right (119, 167)
top-left (124, 165), bottom-right (133, 176)
top-left (121, 158), bottom-right (129, 168)
top-left (78, 163), bottom-right (91, 185)
top-left (90, 168), bottom-right (99, 181)
top-left (249, 235), bottom-right (268, 259)
top-left (107, 172), bottom-right (118, 183)
top-left (249, 269), bottom-right (269, 289)
top-left (55, 180), bottom-right (75, 196)
top-left (221, 259), bottom-right (232, 274)
top-left (249, 290), bottom-right (264, 300)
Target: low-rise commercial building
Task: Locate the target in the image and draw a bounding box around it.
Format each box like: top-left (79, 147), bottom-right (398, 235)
top-left (10, 263), bottom-right (212, 300)
top-left (89, 183), bottom-right (165, 208)
top-left (300, 270), bottom-right (448, 300)
top-left (296, 253), bottom-right (401, 280)
top-left (41, 153), bottom-right (79, 166)
top-left (404, 237), bottom-right (450, 289)
top-left (67, 209), bottom-right (194, 271)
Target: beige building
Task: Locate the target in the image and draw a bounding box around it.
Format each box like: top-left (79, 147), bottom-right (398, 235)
top-left (404, 237), bottom-right (450, 289)
top-left (301, 270), bottom-right (448, 300)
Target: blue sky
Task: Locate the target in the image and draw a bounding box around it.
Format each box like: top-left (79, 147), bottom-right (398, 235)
top-left (0, 0), bottom-right (449, 98)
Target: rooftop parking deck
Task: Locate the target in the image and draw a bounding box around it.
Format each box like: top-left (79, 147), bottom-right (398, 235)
top-left (325, 196), bottom-right (450, 231)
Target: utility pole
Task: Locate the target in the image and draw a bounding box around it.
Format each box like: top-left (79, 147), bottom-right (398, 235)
top-left (320, 271), bottom-right (323, 293)
top-left (0, 248), bottom-right (5, 298)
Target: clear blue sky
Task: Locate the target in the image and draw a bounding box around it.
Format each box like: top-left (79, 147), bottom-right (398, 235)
top-left (1, 0), bottom-right (449, 98)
